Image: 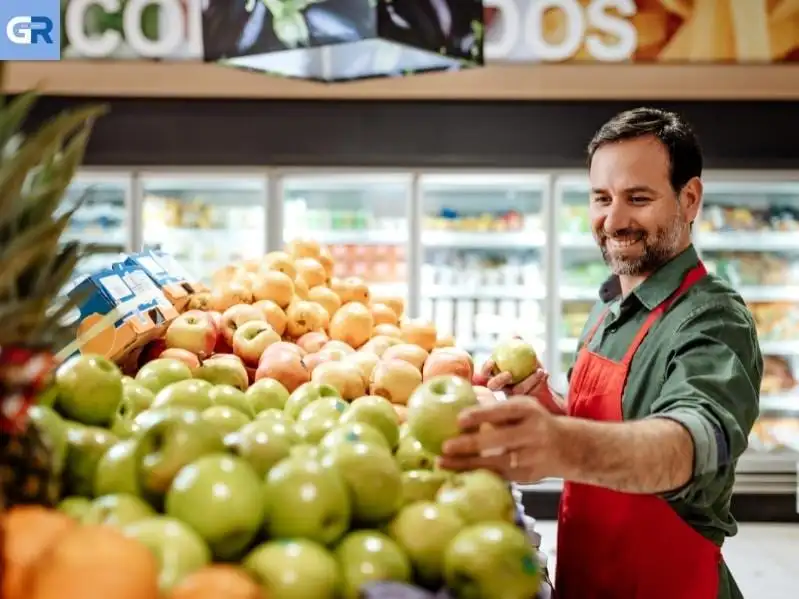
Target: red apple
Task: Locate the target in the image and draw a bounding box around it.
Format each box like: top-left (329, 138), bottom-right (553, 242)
top-left (259, 341), bottom-right (306, 365)
top-left (232, 320), bottom-right (281, 366)
top-left (422, 347), bottom-right (474, 381)
top-left (160, 348), bottom-right (202, 372)
top-left (211, 353), bottom-right (244, 365)
top-left (207, 310), bottom-right (223, 330)
top-left (255, 351), bottom-right (310, 393)
top-left (296, 331), bottom-right (329, 354)
top-left (220, 304), bottom-right (264, 346)
top-left (164, 310), bottom-right (218, 358)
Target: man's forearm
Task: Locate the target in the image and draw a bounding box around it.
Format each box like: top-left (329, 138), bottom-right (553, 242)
top-left (550, 416), bottom-right (695, 494)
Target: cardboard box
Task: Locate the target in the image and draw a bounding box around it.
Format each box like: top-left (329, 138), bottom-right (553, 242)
top-left (125, 250), bottom-right (202, 311)
top-left (56, 262), bottom-right (178, 363)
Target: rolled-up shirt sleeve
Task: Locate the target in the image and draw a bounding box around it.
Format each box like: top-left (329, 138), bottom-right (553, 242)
top-left (647, 301), bottom-right (762, 503)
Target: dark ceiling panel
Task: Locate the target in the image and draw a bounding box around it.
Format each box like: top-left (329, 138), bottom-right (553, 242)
top-left (22, 97), bottom-right (799, 169)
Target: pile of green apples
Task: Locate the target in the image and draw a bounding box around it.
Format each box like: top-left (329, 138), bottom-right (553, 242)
top-left (32, 352), bottom-right (542, 599)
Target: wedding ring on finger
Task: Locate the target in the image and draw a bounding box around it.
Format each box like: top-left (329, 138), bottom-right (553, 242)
top-left (509, 451), bottom-right (519, 470)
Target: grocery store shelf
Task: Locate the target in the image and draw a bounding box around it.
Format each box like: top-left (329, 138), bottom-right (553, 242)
top-left (559, 233), bottom-right (596, 249)
top-left (560, 286), bottom-right (599, 302)
top-left (423, 285), bottom-right (544, 300)
top-left (760, 393), bottom-right (799, 412)
top-left (760, 341), bottom-right (799, 356)
top-left (423, 230), bottom-right (545, 249)
top-left (300, 230), bottom-right (406, 245)
top-left (700, 231), bottom-right (799, 252)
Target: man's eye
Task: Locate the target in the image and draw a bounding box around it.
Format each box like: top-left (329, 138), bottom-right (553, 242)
top-left (591, 196), bottom-right (610, 204)
top-left (630, 196), bottom-right (651, 204)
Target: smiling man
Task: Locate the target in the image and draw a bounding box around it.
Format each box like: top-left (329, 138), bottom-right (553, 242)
top-left (441, 107), bottom-right (762, 599)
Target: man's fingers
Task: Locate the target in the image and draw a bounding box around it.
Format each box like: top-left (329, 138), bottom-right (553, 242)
top-left (479, 359), bottom-right (496, 379)
top-left (442, 422), bottom-right (529, 457)
top-left (486, 371), bottom-right (513, 391)
top-left (511, 369), bottom-right (547, 395)
top-left (436, 454), bottom-right (511, 478)
top-left (458, 397), bottom-right (538, 431)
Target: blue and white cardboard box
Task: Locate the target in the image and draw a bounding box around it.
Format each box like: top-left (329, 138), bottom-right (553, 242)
top-left (124, 250), bottom-right (203, 311)
top-left (56, 261), bottom-right (178, 363)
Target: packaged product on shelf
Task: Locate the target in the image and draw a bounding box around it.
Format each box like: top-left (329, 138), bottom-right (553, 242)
top-left (762, 356), bottom-right (797, 395)
top-left (124, 250), bottom-right (204, 311)
top-left (749, 416), bottom-right (799, 453)
top-left (55, 262), bottom-right (178, 363)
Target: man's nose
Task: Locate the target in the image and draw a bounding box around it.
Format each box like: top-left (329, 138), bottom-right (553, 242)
top-left (603, 201), bottom-right (632, 233)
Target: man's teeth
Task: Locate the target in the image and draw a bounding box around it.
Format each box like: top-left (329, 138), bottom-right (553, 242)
top-left (608, 238), bottom-right (640, 248)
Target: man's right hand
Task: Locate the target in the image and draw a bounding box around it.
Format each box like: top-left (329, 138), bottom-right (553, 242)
top-left (473, 359), bottom-right (567, 415)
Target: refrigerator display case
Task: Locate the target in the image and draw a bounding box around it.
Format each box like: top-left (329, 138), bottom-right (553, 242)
top-left (419, 173), bottom-right (550, 368)
top-left (62, 172), bottom-right (133, 279)
top-left (140, 174), bottom-right (268, 282)
top-left (281, 173), bottom-right (411, 302)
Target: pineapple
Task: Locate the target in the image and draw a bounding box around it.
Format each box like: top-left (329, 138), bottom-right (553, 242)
top-left (0, 69), bottom-right (107, 513)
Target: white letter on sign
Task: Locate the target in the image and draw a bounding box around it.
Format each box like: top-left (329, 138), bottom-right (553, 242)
top-left (66, 0), bottom-right (122, 58)
top-left (527, 0), bottom-right (586, 62)
top-left (585, 0), bottom-right (637, 62)
top-left (123, 0), bottom-right (185, 58)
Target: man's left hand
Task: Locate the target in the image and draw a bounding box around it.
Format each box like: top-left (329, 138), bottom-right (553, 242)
top-left (438, 397), bottom-right (564, 483)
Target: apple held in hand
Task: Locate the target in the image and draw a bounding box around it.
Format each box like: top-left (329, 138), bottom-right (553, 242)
top-left (55, 354), bottom-right (124, 427)
top-left (165, 311), bottom-right (218, 359)
top-left (444, 522), bottom-right (541, 599)
top-left (123, 516), bottom-right (212, 593)
top-left (243, 539), bottom-right (340, 599)
top-left (232, 320), bottom-right (280, 366)
top-left (262, 455), bottom-right (351, 545)
top-left (491, 338), bottom-right (538, 384)
top-left (405, 375), bottom-right (478, 455)
top-left (165, 454), bottom-right (264, 561)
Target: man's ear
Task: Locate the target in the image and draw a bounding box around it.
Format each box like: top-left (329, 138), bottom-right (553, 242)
top-left (680, 177), bottom-right (703, 223)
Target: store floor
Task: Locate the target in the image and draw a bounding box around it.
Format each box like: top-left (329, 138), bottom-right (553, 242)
top-left (535, 520), bottom-right (799, 598)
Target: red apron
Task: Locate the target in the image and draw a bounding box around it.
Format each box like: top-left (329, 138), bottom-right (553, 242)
top-left (555, 262), bottom-right (722, 599)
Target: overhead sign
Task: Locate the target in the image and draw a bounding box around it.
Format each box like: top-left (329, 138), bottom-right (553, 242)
top-left (59, 0), bottom-right (799, 63)
top-left (1, 0), bottom-right (61, 61)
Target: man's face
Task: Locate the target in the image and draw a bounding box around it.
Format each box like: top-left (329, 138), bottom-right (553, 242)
top-left (588, 135), bottom-right (700, 277)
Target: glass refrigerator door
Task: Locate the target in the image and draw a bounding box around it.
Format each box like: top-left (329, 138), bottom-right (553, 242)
top-left (554, 176), bottom-right (607, 391)
top-left (62, 172), bottom-right (132, 279)
top-left (141, 174), bottom-right (267, 282)
top-left (282, 173), bottom-right (411, 301)
top-left (697, 178), bottom-right (799, 460)
top-left (419, 173), bottom-right (549, 367)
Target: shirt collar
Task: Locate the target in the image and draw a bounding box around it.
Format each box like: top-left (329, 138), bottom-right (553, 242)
top-left (597, 245), bottom-right (701, 311)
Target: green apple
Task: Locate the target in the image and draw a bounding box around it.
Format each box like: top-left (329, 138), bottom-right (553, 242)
top-left (401, 470), bottom-right (450, 506)
top-left (194, 356), bottom-right (248, 391)
top-left (28, 405), bottom-right (68, 475)
top-left (111, 382), bottom-right (156, 438)
top-left (388, 501), bottom-right (464, 587)
top-left (57, 496), bottom-right (92, 520)
top-left (263, 455), bottom-right (350, 544)
top-left (255, 408), bottom-right (293, 426)
top-left (320, 441), bottom-right (402, 525)
top-left (334, 530), bottom-right (411, 599)
top-left (290, 443), bottom-right (319, 460)
top-left (135, 410), bottom-right (226, 503)
top-left (246, 378), bottom-right (290, 413)
top-left (444, 522), bottom-right (541, 599)
top-left (319, 422), bottom-right (390, 453)
top-left (491, 338), bottom-right (538, 384)
top-left (201, 405), bottom-right (251, 435)
top-left (94, 439), bottom-right (142, 497)
top-left (294, 397), bottom-right (348, 444)
top-left (406, 375), bottom-right (478, 455)
top-left (394, 435), bottom-right (435, 471)
top-left (165, 454), bottom-right (264, 560)
top-left (210, 384), bottom-right (253, 416)
top-left (340, 395), bottom-right (400, 450)
top-left (243, 540), bottom-right (340, 599)
top-left (55, 354), bottom-right (124, 426)
top-left (152, 379), bottom-right (214, 411)
top-left (123, 516), bottom-right (212, 592)
top-left (83, 493), bottom-right (155, 528)
top-left (436, 469), bottom-right (516, 525)
top-left (284, 382), bottom-right (340, 420)
top-left (64, 425), bottom-right (118, 497)
top-left (135, 358), bottom-right (193, 394)
top-left (230, 419), bottom-right (297, 477)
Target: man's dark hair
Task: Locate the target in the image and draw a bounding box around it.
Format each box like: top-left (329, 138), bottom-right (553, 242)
top-left (587, 107), bottom-right (703, 192)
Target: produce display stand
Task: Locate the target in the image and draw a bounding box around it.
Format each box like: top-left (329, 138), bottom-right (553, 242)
top-left (4, 237), bottom-right (555, 599)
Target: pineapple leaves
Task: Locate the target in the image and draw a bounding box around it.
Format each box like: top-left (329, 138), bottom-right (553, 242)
top-left (0, 104), bottom-right (107, 219)
top-left (0, 91), bottom-right (38, 157)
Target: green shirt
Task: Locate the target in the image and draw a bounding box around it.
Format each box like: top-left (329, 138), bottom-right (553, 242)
top-left (567, 244), bottom-right (762, 599)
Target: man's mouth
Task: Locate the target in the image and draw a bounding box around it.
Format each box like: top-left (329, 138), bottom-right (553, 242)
top-left (607, 237), bottom-right (642, 250)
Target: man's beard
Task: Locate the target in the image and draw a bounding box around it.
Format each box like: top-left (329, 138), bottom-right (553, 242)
top-left (596, 214), bottom-right (686, 276)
